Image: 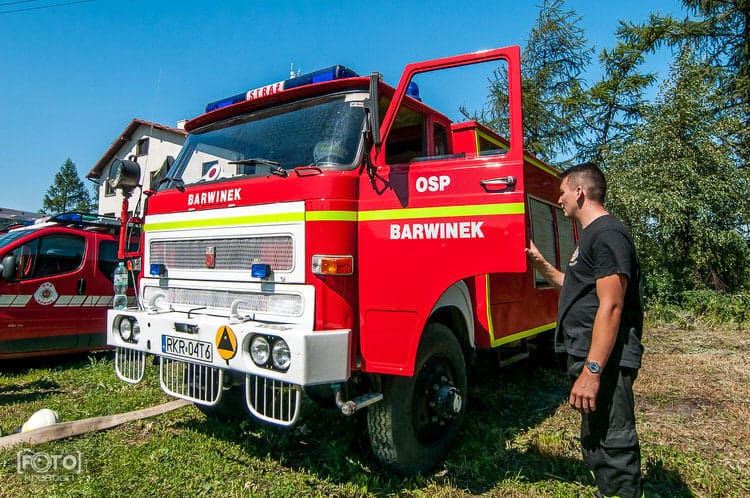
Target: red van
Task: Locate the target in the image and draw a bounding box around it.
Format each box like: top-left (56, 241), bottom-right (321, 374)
top-left (0, 213), bottom-right (133, 358)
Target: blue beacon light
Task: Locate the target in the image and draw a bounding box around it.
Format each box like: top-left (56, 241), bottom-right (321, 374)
top-left (205, 65), bottom-right (359, 113)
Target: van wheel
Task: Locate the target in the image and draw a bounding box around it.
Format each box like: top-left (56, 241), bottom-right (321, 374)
top-left (367, 322), bottom-right (467, 475)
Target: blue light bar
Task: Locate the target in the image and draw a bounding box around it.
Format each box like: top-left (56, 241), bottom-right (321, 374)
top-left (251, 263), bottom-right (271, 279)
top-left (206, 65), bottom-right (359, 113)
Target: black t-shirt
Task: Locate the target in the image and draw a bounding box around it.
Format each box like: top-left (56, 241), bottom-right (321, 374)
top-left (555, 214), bottom-right (644, 368)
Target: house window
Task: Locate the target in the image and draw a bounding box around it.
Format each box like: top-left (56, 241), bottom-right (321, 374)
top-left (104, 179), bottom-right (115, 197)
top-left (136, 138), bottom-right (149, 156)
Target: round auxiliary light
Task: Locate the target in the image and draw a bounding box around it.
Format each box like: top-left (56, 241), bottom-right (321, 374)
top-left (250, 336), bottom-right (270, 366)
top-left (118, 318), bottom-right (133, 342)
top-left (130, 321), bottom-right (141, 343)
top-left (271, 339), bottom-right (291, 371)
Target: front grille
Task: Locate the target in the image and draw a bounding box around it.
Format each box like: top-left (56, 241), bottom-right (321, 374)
top-left (160, 357), bottom-right (223, 406)
top-left (143, 286), bottom-right (303, 316)
top-left (114, 347), bottom-right (146, 384)
top-left (150, 236), bottom-right (293, 271)
top-left (245, 374), bottom-right (301, 426)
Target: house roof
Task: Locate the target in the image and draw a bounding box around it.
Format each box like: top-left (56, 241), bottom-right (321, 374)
top-left (87, 118), bottom-right (187, 180)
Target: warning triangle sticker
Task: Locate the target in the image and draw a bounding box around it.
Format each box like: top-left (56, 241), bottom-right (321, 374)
top-left (217, 327), bottom-right (234, 351)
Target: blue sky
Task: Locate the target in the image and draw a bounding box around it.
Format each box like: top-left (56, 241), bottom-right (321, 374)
top-left (0, 0), bottom-right (683, 213)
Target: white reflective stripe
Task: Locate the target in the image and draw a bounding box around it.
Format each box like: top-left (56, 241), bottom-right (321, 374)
top-left (0, 295), bottom-right (31, 307)
top-left (13, 295), bottom-right (32, 307)
top-left (55, 295), bottom-right (74, 307)
top-left (68, 295), bottom-right (87, 307)
top-left (96, 296), bottom-right (113, 306)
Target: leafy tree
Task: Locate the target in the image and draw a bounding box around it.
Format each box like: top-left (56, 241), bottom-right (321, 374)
top-left (617, 0), bottom-right (749, 109)
top-left (578, 43), bottom-right (656, 165)
top-left (606, 50), bottom-right (750, 300)
top-left (478, 0), bottom-right (592, 164)
top-left (42, 158), bottom-right (94, 214)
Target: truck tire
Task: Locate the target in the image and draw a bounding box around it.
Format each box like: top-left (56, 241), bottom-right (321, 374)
top-left (367, 322), bottom-right (467, 475)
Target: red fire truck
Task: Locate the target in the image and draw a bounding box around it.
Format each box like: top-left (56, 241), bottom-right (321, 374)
top-left (106, 46), bottom-right (576, 474)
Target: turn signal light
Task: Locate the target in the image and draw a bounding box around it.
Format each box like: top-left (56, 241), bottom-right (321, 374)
top-left (312, 255), bottom-right (353, 275)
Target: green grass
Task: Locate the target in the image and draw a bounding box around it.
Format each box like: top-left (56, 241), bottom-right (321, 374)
top-left (1, 322), bottom-right (749, 497)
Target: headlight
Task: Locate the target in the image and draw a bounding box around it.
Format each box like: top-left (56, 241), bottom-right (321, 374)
top-left (250, 336), bottom-right (270, 366)
top-left (118, 318), bottom-right (133, 342)
top-left (271, 339), bottom-right (291, 371)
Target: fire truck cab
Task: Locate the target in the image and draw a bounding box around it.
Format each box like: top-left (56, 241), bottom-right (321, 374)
top-left (106, 46), bottom-right (576, 474)
top-left (0, 213), bottom-right (134, 359)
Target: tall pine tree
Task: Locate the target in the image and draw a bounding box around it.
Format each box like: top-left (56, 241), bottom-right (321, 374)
top-left (42, 158), bottom-right (94, 214)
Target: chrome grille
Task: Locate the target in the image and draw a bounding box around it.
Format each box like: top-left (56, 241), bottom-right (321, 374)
top-left (150, 236), bottom-right (293, 271)
top-left (143, 286), bottom-right (303, 316)
top-left (245, 374), bottom-right (301, 426)
top-left (160, 357), bottom-right (223, 406)
top-left (114, 347), bottom-right (146, 384)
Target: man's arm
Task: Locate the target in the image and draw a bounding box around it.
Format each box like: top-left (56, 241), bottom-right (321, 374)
top-left (568, 273), bottom-right (627, 413)
top-left (525, 240), bottom-right (564, 290)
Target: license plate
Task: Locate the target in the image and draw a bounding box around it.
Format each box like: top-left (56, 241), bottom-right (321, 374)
top-left (161, 335), bottom-right (213, 363)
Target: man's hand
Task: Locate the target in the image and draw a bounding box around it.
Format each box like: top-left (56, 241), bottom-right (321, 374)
top-left (525, 240), bottom-right (564, 289)
top-left (569, 368), bottom-right (600, 414)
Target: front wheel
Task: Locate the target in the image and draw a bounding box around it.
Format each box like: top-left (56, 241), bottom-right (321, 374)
top-left (367, 322), bottom-right (467, 474)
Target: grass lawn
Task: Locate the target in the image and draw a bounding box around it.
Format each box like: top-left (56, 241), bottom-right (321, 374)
top-left (1, 320), bottom-right (748, 497)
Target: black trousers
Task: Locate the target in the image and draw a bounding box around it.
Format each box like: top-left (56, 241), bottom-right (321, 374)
top-left (568, 357), bottom-right (643, 498)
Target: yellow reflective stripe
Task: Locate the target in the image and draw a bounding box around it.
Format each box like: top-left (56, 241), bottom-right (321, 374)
top-left (145, 203), bottom-right (524, 231)
top-left (358, 202), bottom-right (524, 222)
top-left (486, 275), bottom-right (555, 347)
top-left (144, 212), bottom-right (304, 232)
top-left (306, 211), bottom-right (358, 222)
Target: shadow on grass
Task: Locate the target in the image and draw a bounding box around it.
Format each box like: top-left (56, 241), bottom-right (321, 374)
top-left (178, 360), bottom-right (692, 496)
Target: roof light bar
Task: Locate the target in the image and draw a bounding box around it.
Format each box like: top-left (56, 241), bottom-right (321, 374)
top-left (205, 65), bottom-right (359, 113)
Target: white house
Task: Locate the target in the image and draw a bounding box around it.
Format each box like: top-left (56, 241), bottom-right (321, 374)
top-left (87, 118), bottom-right (187, 217)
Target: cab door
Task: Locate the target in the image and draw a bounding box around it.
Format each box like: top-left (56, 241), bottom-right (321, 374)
top-left (0, 229), bottom-right (87, 357)
top-left (357, 46), bottom-right (526, 375)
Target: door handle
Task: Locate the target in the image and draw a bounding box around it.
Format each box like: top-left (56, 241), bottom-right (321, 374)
top-left (480, 176), bottom-right (517, 187)
top-left (77, 278), bottom-right (86, 295)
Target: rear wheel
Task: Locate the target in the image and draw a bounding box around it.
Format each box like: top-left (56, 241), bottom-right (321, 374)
top-left (367, 322), bottom-right (467, 474)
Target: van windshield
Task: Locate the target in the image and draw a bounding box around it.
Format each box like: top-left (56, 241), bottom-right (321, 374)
top-left (162, 92), bottom-right (367, 189)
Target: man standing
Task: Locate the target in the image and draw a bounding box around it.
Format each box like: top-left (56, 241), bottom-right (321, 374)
top-left (526, 162), bottom-right (644, 498)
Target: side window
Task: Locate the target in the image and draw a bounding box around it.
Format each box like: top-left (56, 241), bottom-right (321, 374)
top-left (433, 123), bottom-right (448, 155)
top-left (385, 105), bottom-right (425, 164)
top-left (98, 240), bottom-right (119, 283)
top-left (21, 234), bottom-right (85, 279)
top-left (529, 198), bottom-right (558, 286)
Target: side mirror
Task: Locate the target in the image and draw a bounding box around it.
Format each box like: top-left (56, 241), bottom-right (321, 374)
top-left (1, 254), bottom-right (17, 280)
top-left (366, 72), bottom-right (381, 147)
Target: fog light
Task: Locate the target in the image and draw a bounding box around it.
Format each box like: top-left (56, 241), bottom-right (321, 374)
top-left (250, 335), bottom-right (270, 365)
top-left (271, 339), bottom-right (291, 371)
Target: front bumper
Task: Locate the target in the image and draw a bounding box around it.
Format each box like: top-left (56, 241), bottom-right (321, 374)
top-left (107, 308), bottom-right (351, 386)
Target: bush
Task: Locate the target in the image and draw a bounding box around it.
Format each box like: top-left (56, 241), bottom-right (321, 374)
top-left (679, 290), bottom-right (750, 323)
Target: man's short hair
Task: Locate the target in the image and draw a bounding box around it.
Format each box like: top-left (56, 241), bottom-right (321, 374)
top-left (560, 162), bottom-right (606, 203)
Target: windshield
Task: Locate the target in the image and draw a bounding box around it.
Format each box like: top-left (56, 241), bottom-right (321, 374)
top-left (163, 92), bottom-right (367, 188)
top-left (0, 229), bottom-right (31, 250)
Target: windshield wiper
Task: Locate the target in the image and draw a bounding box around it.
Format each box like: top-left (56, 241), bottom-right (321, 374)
top-left (229, 158), bottom-right (288, 178)
top-left (157, 177), bottom-right (185, 192)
